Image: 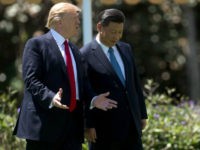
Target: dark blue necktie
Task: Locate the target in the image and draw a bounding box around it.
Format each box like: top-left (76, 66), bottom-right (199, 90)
top-left (108, 47), bottom-right (125, 86)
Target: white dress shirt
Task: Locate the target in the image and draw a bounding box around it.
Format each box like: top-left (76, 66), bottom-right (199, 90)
top-left (51, 29), bottom-right (79, 100)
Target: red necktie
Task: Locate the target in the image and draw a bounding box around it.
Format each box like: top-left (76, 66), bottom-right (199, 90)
top-left (64, 40), bottom-right (76, 112)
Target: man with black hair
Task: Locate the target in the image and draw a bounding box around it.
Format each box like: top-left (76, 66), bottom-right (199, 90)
top-left (81, 8), bottom-right (148, 150)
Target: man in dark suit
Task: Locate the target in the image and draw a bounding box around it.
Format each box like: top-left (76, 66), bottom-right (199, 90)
top-left (81, 9), bottom-right (148, 150)
top-left (13, 3), bottom-right (117, 150)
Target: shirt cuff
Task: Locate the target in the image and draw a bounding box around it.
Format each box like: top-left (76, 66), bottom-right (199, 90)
top-left (90, 96), bottom-right (97, 109)
top-left (49, 99), bottom-right (54, 109)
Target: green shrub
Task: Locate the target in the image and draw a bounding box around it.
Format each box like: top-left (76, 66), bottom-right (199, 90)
top-left (0, 87), bottom-right (89, 150)
top-left (142, 79), bottom-right (200, 150)
top-left (0, 88), bottom-right (25, 150)
top-left (1, 80), bottom-right (200, 150)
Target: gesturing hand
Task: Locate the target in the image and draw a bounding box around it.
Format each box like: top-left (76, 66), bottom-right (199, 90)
top-left (93, 92), bottom-right (117, 111)
top-left (52, 88), bottom-right (69, 109)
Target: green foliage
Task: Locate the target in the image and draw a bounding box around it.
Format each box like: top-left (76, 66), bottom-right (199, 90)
top-left (1, 80), bottom-right (200, 149)
top-left (142, 79), bottom-right (200, 150)
top-left (0, 88), bottom-right (25, 150)
top-left (82, 139), bottom-right (90, 150)
top-left (0, 88), bottom-right (88, 149)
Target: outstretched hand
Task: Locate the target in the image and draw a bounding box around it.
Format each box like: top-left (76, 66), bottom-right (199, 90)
top-left (93, 92), bottom-right (117, 111)
top-left (52, 88), bottom-right (69, 109)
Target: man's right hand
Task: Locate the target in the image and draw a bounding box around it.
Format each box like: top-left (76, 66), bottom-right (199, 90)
top-left (93, 92), bottom-right (117, 111)
top-left (85, 128), bottom-right (97, 143)
top-left (52, 88), bottom-right (69, 109)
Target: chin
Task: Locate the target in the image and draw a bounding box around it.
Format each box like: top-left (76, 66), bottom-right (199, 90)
top-left (74, 31), bottom-right (79, 35)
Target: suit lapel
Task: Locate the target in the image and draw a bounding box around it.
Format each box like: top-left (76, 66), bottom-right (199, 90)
top-left (116, 42), bottom-right (132, 88)
top-left (91, 41), bottom-right (125, 87)
top-left (46, 32), bottom-right (67, 76)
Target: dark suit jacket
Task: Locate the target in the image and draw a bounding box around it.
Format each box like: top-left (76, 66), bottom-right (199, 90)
top-left (13, 31), bottom-right (94, 142)
top-left (81, 40), bottom-right (147, 141)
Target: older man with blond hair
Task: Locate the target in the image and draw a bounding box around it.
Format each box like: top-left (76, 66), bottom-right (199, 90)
top-left (13, 2), bottom-right (117, 150)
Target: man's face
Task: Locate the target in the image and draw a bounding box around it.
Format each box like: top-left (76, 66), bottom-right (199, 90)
top-left (61, 10), bottom-right (80, 38)
top-left (98, 22), bottom-right (124, 47)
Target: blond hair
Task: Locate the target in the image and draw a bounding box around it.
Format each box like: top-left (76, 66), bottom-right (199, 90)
top-left (46, 2), bottom-right (80, 29)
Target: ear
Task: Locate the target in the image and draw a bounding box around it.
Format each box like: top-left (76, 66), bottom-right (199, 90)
top-left (97, 22), bottom-right (102, 32)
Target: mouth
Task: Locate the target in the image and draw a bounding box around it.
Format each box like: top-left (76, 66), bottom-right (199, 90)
top-left (111, 40), bottom-right (117, 44)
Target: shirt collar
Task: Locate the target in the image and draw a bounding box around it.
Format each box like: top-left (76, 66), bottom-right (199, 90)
top-left (96, 34), bottom-right (116, 54)
top-left (50, 29), bottom-right (68, 46)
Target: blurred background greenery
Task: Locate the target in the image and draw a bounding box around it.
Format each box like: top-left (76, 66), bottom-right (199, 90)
top-left (0, 0), bottom-right (200, 149)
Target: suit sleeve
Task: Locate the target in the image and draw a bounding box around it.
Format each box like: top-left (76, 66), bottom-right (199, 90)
top-left (128, 44), bottom-right (148, 119)
top-left (22, 38), bottom-right (55, 109)
top-left (80, 46), bottom-right (96, 128)
top-left (82, 56), bottom-right (96, 128)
